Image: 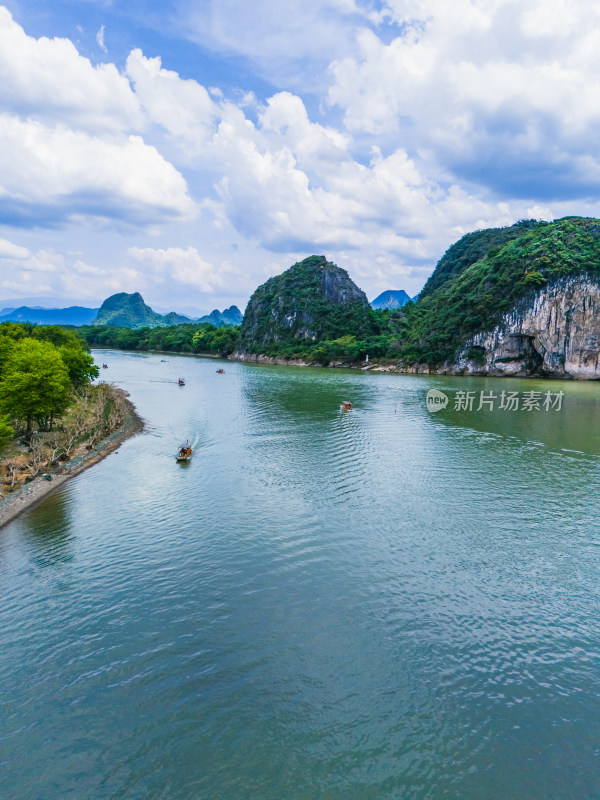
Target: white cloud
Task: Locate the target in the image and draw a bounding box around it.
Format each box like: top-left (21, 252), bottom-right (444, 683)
top-left (127, 246), bottom-right (228, 292)
top-left (4, 0), bottom-right (600, 307)
top-left (125, 49), bottom-right (219, 156)
top-left (0, 238), bottom-right (30, 259)
top-left (181, 0), bottom-right (368, 90)
top-left (0, 115), bottom-right (195, 225)
top-left (96, 24), bottom-right (107, 53)
top-left (328, 0), bottom-right (600, 199)
top-left (0, 7), bottom-right (141, 132)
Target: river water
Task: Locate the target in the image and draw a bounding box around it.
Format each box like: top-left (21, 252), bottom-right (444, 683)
top-left (2, 349), bottom-right (600, 799)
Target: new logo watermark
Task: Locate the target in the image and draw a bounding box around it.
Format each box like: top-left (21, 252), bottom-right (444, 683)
top-left (426, 389), bottom-right (564, 412)
top-left (426, 389), bottom-right (449, 412)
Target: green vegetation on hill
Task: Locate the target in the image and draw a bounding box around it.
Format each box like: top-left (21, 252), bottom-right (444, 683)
top-left (75, 217), bottom-right (600, 371)
top-left (239, 255), bottom-right (374, 357)
top-left (93, 292), bottom-right (190, 329)
top-left (93, 292), bottom-right (242, 330)
top-left (197, 306), bottom-right (243, 327)
top-left (400, 216), bottom-right (600, 365)
top-left (418, 219), bottom-right (540, 299)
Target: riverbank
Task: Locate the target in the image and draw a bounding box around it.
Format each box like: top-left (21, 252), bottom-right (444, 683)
top-left (0, 389), bottom-right (143, 529)
top-left (230, 352), bottom-right (585, 379)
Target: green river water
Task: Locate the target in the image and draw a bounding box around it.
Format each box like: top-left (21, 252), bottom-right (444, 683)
top-left (1, 349), bottom-right (600, 799)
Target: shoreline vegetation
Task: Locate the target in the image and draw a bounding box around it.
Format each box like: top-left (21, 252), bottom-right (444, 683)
top-left (0, 386), bottom-right (142, 529)
top-left (0, 322), bottom-right (143, 528)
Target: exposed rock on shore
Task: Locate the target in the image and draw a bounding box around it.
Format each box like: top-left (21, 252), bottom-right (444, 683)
top-left (452, 275), bottom-right (600, 378)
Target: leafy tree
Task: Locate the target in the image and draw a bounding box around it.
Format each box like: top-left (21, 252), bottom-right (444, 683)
top-left (33, 325), bottom-right (84, 349)
top-left (59, 345), bottom-right (99, 387)
top-left (0, 339), bottom-right (71, 435)
top-left (0, 413), bottom-right (13, 450)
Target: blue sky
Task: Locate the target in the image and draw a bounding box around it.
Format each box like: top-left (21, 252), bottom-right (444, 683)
top-left (1, 0), bottom-right (600, 315)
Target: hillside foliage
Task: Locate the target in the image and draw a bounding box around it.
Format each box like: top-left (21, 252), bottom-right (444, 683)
top-left (400, 216), bottom-right (600, 365)
top-left (238, 255), bottom-right (374, 355)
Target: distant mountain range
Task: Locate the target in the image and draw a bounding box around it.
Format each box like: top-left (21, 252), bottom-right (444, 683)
top-left (0, 293), bottom-right (243, 329)
top-left (0, 305), bottom-right (99, 325)
top-left (370, 290), bottom-right (412, 310)
top-left (196, 306), bottom-right (243, 326)
top-left (93, 292), bottom-right (190, 328)
top-left (93, 292), bottom-right (242, 329)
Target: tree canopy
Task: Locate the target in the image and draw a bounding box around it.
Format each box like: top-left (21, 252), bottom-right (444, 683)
top-left (0, 322), bottom-right (99, 444)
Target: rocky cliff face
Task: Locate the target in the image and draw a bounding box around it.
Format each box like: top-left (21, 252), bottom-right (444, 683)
top-left (238, 255), bottom-right (372, 354)
top-left (451, 275), bottom-right (600, 378)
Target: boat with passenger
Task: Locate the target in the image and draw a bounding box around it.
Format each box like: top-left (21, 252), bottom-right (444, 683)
top-left (176, 442), bottom-right (193, 461)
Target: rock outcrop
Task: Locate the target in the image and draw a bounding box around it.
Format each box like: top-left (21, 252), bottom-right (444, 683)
top-left (238, 255), bottom-right (372, 354)
top-left (452, 275), bottom-right (600, 378)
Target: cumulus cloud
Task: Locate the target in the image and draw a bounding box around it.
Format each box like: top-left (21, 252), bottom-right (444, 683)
top-left (0, 115), bottom-right (196, 226)
top-left (4, 0), bottom-right (600, 305)
top-left (125, 49), bottom-right (219, 155)
top-left (127, 246), bottom-right (228, 292)
top-left (328, 0), bottom-right (600, 200)
top-left (0, 7), bottom-right (141, 132)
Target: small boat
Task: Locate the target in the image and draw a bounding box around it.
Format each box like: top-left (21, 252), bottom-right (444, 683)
top-left (102, 363), bottom-right (108, 369)
top-left (340, 401), bottom-right (352, 411)
top-left (216, 368), bottom-right (224, 374)
top-left (176, 443), bottom-right (193, 461)
top-left (178, 378), bottom-right (185, 386)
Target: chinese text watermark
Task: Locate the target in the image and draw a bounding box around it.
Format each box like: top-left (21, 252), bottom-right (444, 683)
top-left (426, 388), bottom-right (564, 413)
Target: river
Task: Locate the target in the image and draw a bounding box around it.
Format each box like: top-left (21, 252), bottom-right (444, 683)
top-left (2, 349), bottom-right (600, 799)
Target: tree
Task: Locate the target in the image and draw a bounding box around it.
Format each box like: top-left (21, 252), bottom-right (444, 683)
top-left (0, 413), bottom-right (13, 449)
top-left (33, 325), bottom-right (82, 349)
top-left (58, 346), bottom-right (99, 387)
top-left (0, 339), bottom-right (71, 435)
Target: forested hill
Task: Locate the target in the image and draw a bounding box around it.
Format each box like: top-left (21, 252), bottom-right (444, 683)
top-left (401, 216), bottom-right (600, 365)
top-left (93, 292), bottom-right (190, 329)
top-left (370, 290), bottom-right (411, 310)
top-left (93, 293), bottom-right (242, 329)
top-left (238, 255), bottom-right (373, 356)
top-left (418, 219), bottom-right (540, 299)
top-left (196, 306), bottom-right (243, 327)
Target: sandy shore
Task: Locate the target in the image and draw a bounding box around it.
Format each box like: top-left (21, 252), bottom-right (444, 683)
top-left (0, 392), bottom-right (143, 529)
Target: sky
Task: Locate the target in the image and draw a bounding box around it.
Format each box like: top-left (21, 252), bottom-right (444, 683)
top-left (1, 0), bottom-right (600, 315)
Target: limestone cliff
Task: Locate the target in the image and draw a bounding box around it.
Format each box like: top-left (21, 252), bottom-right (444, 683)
top-left (452, 275), bottom-right (600, 378)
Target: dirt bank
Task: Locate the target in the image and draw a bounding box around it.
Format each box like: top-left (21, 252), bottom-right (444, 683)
top-left (0, 391), bottom-right (143, 529)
